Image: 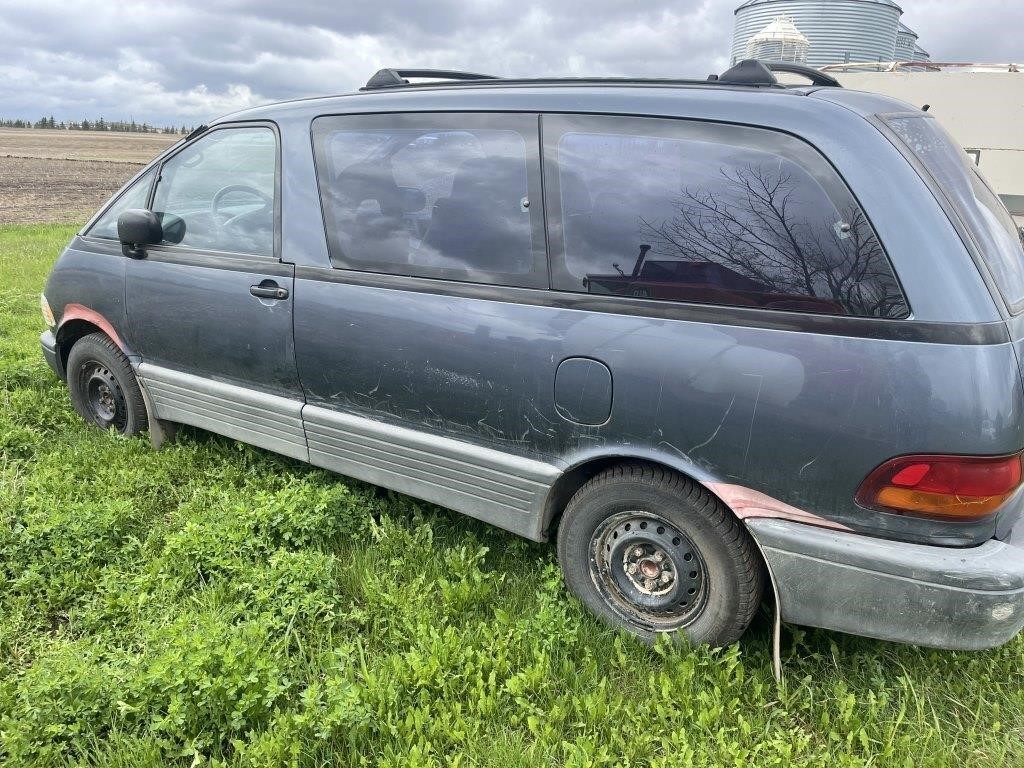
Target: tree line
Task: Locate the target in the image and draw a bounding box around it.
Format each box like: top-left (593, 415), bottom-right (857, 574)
top-left (0, 116), bottom-right (191, 134)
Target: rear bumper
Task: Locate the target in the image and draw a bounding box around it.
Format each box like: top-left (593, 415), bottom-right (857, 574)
top-left (747, 518), bottom-right (1024, 650)
top-left (40, 330), bottom-right (62, 379)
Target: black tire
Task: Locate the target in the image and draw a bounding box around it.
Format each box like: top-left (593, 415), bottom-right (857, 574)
top-left (66, 332), bottom-right (148, 437)
top-left (557, 463), bottom-right (764, 647)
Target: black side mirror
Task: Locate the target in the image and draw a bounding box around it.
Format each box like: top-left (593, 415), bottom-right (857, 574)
top-left (117, 209), bottom-right (162, 259)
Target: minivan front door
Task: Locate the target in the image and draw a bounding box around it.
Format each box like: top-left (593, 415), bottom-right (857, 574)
top-left (125, 124), bottom-right (306, 460)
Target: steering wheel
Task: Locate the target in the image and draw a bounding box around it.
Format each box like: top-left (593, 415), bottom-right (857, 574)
top-left (211, 184), bottom-right (273, 227)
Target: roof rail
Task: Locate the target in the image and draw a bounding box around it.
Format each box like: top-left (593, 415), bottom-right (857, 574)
top-left (362, 68), bottom-right (501, 90)
top-left (717, 59), bottom-right (841, 88)
top-left (356, 61), bottom-right (838, 94)
top-left (768, 62), bottom-right (841, 87)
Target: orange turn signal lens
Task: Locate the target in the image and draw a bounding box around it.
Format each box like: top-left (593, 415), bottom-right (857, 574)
top-left (856, 453), bottom-right (1023, 521)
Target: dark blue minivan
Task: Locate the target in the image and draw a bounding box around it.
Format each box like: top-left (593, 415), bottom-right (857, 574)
top-left (40, 62), bottom-right (1024, 649)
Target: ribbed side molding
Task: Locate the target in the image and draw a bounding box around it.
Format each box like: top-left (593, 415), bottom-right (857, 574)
top-left (303, 405), bottom-right (560, 540)
top-left (138, 364), bottom-right (309, 461)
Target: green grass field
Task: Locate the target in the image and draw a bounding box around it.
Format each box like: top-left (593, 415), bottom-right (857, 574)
top-left (1, 223), bottom-right (1022, 767)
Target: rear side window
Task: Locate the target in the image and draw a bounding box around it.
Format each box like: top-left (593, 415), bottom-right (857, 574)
top-left (312, 113), bottom-right (547, 288)
top-left (86, 167), bottom-right (157, 240)
top-left (886, 115), bottom-right (1024, 314)
top-left (544, 114), bottom-right (908, 318)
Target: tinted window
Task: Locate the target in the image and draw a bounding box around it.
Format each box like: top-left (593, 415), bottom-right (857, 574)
top-left (544, 115), bottom-right (908, 318)
top-left (887, 115), bottom-right (1024, 313)
top-left (86, 167), bottom-right (157, 239)
top-left (151, 127), bottom-right (276, 257)
top-left (312, 113), bottom-right (545, 287)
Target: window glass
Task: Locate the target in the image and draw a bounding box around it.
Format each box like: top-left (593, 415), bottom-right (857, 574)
top-left (151, 127), bottom-right (276, 257)
top-left (312, 113), bottom-right (544, 286)
top-left (86, 167), bottom-right (156, 239)
top-left (887, 115), bottom-right (1024, 313)
top-left (545, 115), bottom-right (908, 318)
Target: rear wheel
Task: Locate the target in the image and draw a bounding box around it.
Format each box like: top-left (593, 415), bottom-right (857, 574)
top-left (66, 333), bottom-right (148, 436)
top-left (557, 463), bottom-right (763, 646)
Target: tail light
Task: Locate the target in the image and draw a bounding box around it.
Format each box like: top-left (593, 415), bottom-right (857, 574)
top-left (856, 453), bottom-right (1023, 521)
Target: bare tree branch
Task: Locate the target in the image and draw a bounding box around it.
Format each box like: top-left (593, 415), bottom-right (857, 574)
top-left (638, 165), bottom-right (904, 317)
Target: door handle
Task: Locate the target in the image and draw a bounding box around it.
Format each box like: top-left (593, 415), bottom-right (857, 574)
top-left (250, 280), bottom-right (289, 300)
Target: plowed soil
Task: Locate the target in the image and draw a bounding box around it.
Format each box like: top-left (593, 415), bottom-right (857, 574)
top-left (0, 128), bottom-right (178, 225)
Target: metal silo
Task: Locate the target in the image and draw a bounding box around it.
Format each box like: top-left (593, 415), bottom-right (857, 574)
top-left (894, 21), bottom-right (923, 61)
top-left (731, 0), bottom-right (903, 68)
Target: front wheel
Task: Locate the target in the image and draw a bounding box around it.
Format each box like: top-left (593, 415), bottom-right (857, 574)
top-left (556, 464), bottom-right (764, 646)
top-left (66, 332), bottom-right (148, 436)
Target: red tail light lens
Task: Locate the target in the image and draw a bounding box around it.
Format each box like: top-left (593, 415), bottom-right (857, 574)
top-left (856, 453), bottom-right (1023, 521)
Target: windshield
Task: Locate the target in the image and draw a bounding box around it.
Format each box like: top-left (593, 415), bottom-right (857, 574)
top-left (886, 115), bottom-right (1024, 314)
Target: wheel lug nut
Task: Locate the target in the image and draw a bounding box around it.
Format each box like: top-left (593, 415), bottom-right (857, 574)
top-left (627, 563), bottom-right (638, 574)
top-left (653, 551), bottom-right (664, 563)
top-left (632, 546), bottom-right (644, 558)
top-left (660, 572), bottom-right (672, 583)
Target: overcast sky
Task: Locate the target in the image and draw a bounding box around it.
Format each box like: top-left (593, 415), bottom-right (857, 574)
top-left (0, 0), bottom-right (1020, 125)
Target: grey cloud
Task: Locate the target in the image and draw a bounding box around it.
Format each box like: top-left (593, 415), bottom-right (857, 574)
top-left (903, 0), bottom-right (1024, 61)
top-left (0, 0), bottom-right (1017, 125)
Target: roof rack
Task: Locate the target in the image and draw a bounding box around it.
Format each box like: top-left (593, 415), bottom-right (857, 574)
top-left (768, 62), bottom-right (842, 87)
top-left (357, 60), bottom-right (840, 94)
top-left (716, 59), bottom-right (841, 88)
top-left (362, 68), bottom-right (501, 90)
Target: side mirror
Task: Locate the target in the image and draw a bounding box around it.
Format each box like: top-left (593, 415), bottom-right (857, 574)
top-left (117, 209), bottom-right (162, 259)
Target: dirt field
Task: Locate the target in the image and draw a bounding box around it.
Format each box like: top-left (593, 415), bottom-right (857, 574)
top-left (0, 128), bottom-right (178, 225)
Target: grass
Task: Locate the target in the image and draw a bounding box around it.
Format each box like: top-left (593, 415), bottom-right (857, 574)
top-left (1, 222), bottom-right (1022, 767)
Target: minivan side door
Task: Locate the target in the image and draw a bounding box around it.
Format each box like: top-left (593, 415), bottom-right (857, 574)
top-left (295, 112), bottom-right (561, 537)
top-left (125, 123), bottom-right (307, 460)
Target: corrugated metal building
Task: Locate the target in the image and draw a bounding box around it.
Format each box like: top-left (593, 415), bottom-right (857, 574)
top-left (731, 0), bottom-right (926, 67)
top-left (894, 21), bottom-right (932, 61)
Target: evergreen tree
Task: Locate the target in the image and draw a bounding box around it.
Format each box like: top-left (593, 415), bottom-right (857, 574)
top-left (1, 115), bottom-right (191, 133)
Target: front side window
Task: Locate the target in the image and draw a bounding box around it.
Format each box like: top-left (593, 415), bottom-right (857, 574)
top-left (86, 167), bottom-right (157, 240)
top-left (312, 113), bottom-right (546, 287)
top-left (151, 126), bottom-right (276, 257)
top-left (544, 114), bottom-right (908, 318)
top-left (886, 115), bottom-right (1024, 314)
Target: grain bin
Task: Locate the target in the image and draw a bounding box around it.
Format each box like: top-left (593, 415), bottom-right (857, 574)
top-left (731, 0), bottom-right (903, 68)
top-left (894, 21), bottom-right (929, 62)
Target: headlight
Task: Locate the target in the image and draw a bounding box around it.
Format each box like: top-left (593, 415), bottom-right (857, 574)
top-left (40, 294), bottom-right (55, 328)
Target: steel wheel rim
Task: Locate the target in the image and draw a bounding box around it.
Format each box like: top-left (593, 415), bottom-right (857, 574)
top-left (590, 511), bottom-right (708, 630)
top-left (81, 362), bottom-right (128, 432)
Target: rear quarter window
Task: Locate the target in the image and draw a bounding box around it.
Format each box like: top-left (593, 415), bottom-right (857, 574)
top-left (543, 114), bottom-right (908, 318)
top-left (885, 115), bottom-right (1024, 314)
